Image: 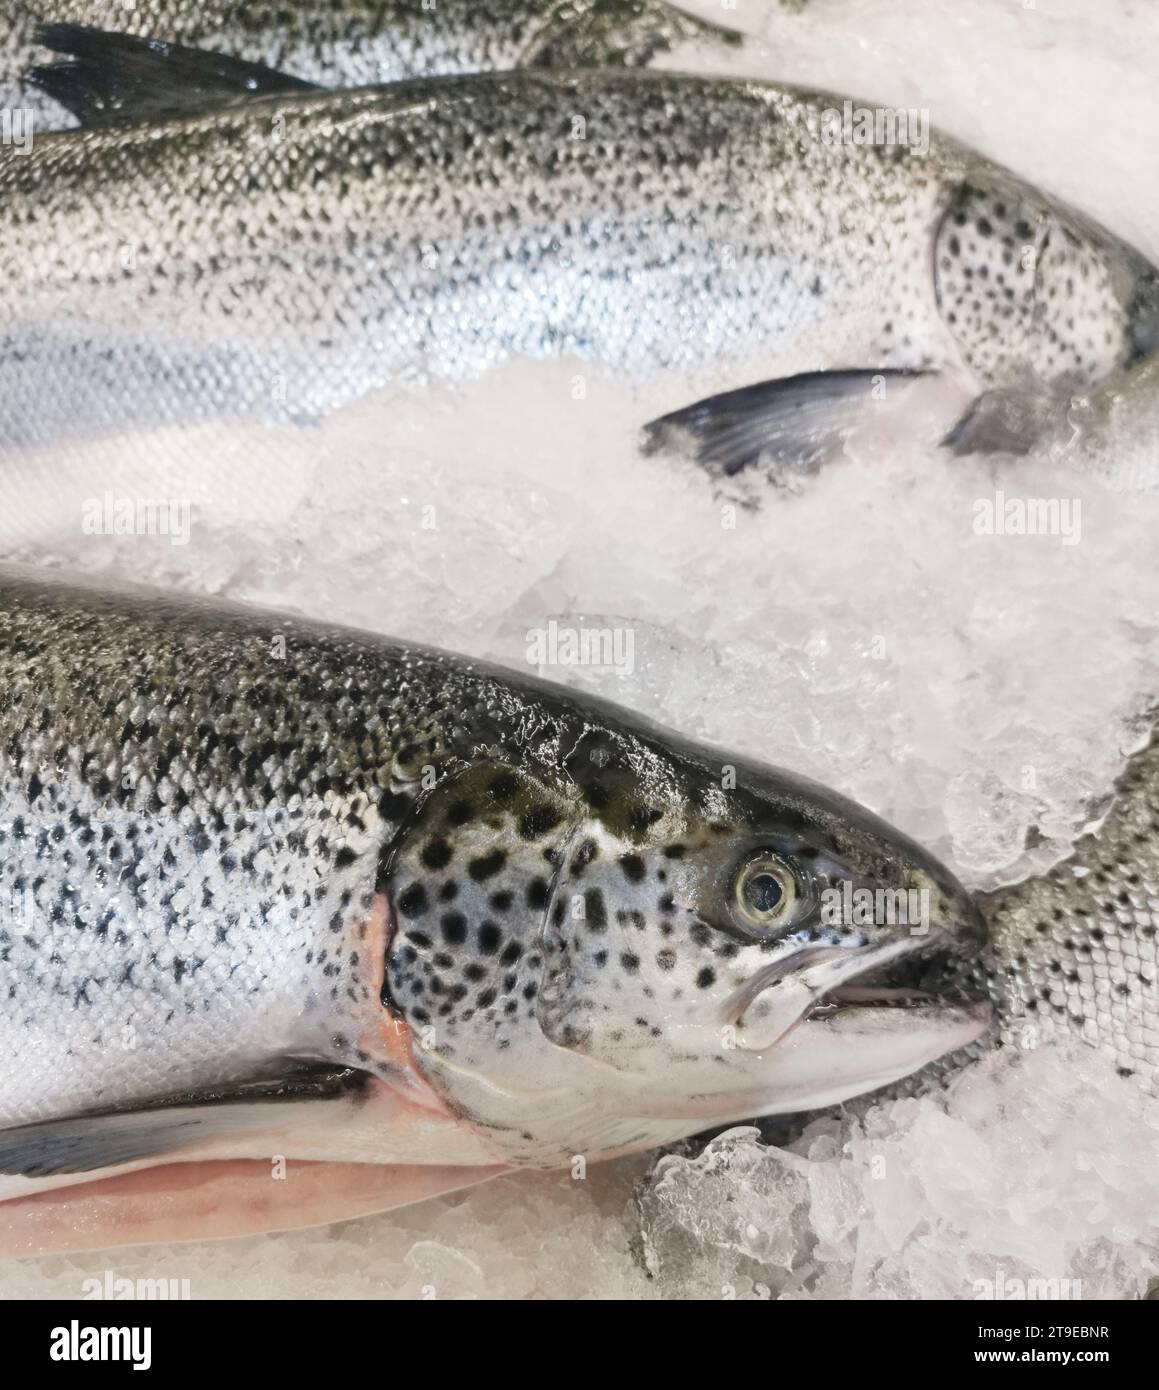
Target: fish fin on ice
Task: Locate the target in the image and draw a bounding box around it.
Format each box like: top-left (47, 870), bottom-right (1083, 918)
top-left (27, 24), bottom-right (317, 127)
top-left (641, 369), bottom-right (926, 480)
top-left (0, 1065), bottom-right (362, 1179)
top-left (0, 1066), bottom-right (510, 1253)
top-left (0, 1159), bottom-right (511, 1257)
top-left (942, 385), bottom-right (1065, 456)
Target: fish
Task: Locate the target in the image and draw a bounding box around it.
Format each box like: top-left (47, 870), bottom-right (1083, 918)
top-left (1, 29), bottom-right (1156, 477)
top-left (965, 721), bottom-right (1159, 1095)
top-left (0, 1), bottom-right (739, 128)
top-left (0, 565), bottom-right (989, 1253)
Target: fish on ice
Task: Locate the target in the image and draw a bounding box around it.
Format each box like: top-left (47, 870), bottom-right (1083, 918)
top-left (0, 566), bottom-right (989, 1253)
top-left (1, 26), bottom-right (1155, 476)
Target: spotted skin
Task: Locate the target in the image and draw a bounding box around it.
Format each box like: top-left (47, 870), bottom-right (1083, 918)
top-left (1, 67), bottom-right (1153, 460)
top-left (866, 728), bottom-right (1159, 1112)
top-left (1, 569), bottom-right (988, 1168)
top-left (973, 731), bottom-right (1159, 1093)
top-left (934, 184), bottom-right (1133, 387)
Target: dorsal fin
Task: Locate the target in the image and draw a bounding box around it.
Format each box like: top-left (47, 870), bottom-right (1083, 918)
top-left (27, 23), bottom-right (318, 127)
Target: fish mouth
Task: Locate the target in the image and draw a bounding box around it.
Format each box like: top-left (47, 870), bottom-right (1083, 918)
top-left (731, 929), bottom-right (993, 1052)
top-left (805, 935), bottom-right (990, 1024)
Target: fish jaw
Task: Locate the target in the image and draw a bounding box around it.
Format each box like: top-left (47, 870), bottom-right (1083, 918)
top-left (715, 993), bottom-right (994, 1119)
top-left (711, 930), bottom-right (995, 1118)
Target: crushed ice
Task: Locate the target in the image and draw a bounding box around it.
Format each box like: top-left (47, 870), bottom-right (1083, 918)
top-left (2, 0), bottom-right (1158, 1299)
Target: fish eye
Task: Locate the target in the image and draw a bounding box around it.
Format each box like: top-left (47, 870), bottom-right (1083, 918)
top-left (732, 852), bottom-right (798, 935)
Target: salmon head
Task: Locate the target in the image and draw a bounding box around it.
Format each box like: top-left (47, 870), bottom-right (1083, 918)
top-left (382, 721), bottom-right (990, 1166)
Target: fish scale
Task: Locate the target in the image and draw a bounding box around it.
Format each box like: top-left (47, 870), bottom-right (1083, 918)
top-left (0, 64), bottom-right (1151, 468)
top-left (973, 731), bottom-right (1159, 1093)
top-left (0, 0), bottom-right (734, 128)
top-left (841, 726), bottom-right (1159, 1121)
top-left (0, 565), bottom-right (989, 1184)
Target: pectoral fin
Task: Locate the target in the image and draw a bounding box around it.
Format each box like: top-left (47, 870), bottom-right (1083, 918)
top-left (0, 1158), bottom-right (510, 1257)
top-left (943, 385), bottom-right (1066, 456)
top-left (0, 1066), bottom-right (362, 1181)
top-left (642, 369), bottom-right (924, 479)
top-left (0, 1064), bottom-right (509, 1253)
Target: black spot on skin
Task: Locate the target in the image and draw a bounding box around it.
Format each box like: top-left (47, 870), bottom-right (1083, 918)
top-left (378, 789), bottom-right (410, 822)
top-left (468, 849), bottom-right (506, 882)
top-left (696, 967), bottom-right (716, 989)
top-left (398, 882), bottom-right (428, 919)
top-left (333, 846), bottom-right (357, 869)
top-left (441, 912), bottom-right (467, 946)
top-left (656, 949), bottom-right (676, 971)
top-left (619, 853), bottom-right (646, 883)
top-left (499, 941), bottom-right (522, 966)
top-left (658, 892), bottom-right (675, 914)
top-left (976, 217), bottom-right (993, 237)
top-left (477, 987), bottom-right (497, 1009)
top-left (464, 963), bottom-right (486, 982)
top-left (446, 800), bottom-right (473, 827)
top-left (526, 877), bottom-right (549, 911)
top-left (489, 771), bottom-right (518, 805)
top-left (628, 806), bottom-right (663, 835)
top-left (584, 888), bottom-right (607, 930)
top-left (621, 952), bottom-right (640, 973)
top-left (439, 880), bottom-right (459, 903)
top-left (422, 838), bottom-right (452, 870)
top-left (490, 889), bottom-right (513, 912)
top-left (520, 804), bottom-right (561, 839)
top-left (663, 844), bottom-right (686, 860)
top-left (478, 921), bottom-right (502, 955)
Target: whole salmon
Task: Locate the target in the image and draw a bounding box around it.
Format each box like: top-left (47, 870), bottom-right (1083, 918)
top-left (2, 29), bottom-right (1155, 473)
